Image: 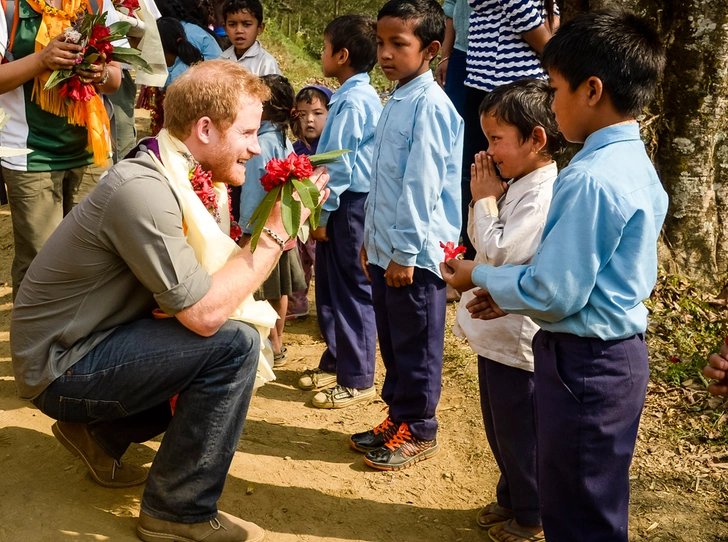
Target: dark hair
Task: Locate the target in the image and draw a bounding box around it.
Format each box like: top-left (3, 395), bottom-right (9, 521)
top-left (479, 78), bottom-right (565, 158)
top-left (158, 17), bottom-right (204, 66)
top-left (377, 0), bottom-right (445, 49)
top-left (261, 74), bottom-right (295, 144)
top-left (222, 0), bottom-right (263, 24)
top-left (324, 15), bottom-right (378, 74)
top-left (541, 8), bottom-right (666, 116)
top-left (157, 0), bottom-right (223, 47)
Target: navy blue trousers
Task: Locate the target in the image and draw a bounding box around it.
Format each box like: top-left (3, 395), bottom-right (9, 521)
top-left (532, 330), bottom-right (649, 542)
top-left (315, 191), bottom-right (376, 389)
top-left (478, 356), bottom-right (540, 527)
top-left (370, 265), bottom-right (446, 440)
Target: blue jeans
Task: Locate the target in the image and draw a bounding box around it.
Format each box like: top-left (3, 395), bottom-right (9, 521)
top-left (32, 317), bottom-right (260, 523)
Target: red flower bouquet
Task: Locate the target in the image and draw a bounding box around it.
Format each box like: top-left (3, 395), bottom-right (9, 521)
top-left (440, 241), bottom-right (467, 262)
top-left (247, 149), bottom-right (349, 252)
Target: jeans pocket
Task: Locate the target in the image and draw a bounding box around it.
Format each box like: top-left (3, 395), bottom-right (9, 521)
top-left (58, 396), bottom-right (129, 423)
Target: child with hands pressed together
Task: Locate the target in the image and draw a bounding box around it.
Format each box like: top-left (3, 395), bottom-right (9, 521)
top-left (352, 0), bottom-right (463, 471)
top-left (454, 79), bottom-right (563, 542)
top-left (442, 9), bottom-right (667, 541)
top-left (297, 15), bottom-right (382, 410)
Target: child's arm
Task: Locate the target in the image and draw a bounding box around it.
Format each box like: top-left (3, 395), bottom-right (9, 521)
top-left (469, 152), bottom-right (549, 266)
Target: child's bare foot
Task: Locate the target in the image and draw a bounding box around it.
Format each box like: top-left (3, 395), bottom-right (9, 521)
top-left (488, 519), bottom-right (544, 542)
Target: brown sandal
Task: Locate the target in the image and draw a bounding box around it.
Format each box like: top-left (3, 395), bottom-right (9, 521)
top-left (476, 502), bottom-right (514, 529)
top-left (488, 519), bottom-right (545, 542)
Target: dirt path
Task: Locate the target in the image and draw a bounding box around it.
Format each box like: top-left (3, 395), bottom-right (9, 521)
top-left (1, 204), bottom-right (728, 541)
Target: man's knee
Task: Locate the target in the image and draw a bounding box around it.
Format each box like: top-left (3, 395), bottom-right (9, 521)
top-left (217, 320), bottom-right (261, 367)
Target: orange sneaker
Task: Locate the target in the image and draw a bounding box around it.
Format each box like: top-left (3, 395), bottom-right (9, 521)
top-left (363, 422), bottom-right (439, 471)
top-left (349, 415), bottom-right (399, 453)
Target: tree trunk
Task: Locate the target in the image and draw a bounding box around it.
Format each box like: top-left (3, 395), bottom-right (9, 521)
top-left (563, 1), bottom-right (728, 287)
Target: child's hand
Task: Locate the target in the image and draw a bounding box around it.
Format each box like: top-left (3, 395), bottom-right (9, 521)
top-left (704, 342), bottom-right (728, 396)
top-left (385, 261), bottom-right (414, 287)
top-left (359, 245), bottom-right (371, 282)
top-left (471, 151), bottom-right (509, 202)
top-left (466, 288), bottom-right (507, 320)
top-left (311, 226), bottom-right (329, 242)
top-left (439, 258), bottom-right (477, 292)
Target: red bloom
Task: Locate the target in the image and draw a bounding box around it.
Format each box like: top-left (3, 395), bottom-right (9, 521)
top-left (88, 24), bottom-right (114, 58)
top-left (59, 76), bottom-right (96, 102)
top-left (669, 356), bottom-right (679, 364)
top-left (260, 152), bottom-right (314, 192)
top-left (121, 0), bottom-right (139, 11)
top-left (440, 241), bottom-right (467, 262)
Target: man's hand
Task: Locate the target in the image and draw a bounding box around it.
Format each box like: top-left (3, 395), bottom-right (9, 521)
top-left (704, 343), bottom-right (728, 396)
top-left (466, 288), bottom-right (507, 320)
top-left (435, 58), bottom-right (448, 88)
top-left (267, 166), bottom-right (329, 239)
top-left (311, 226), bottom-right (329, 242)
top-left (471, 151), bottom-right (509, 202)
top-left (384, 261), bottom-right (414, 288)
top-left (439, 258), bottom-right (477, 292)
top-left (39, 34), bottom-right (83, 71)
top-left (360, 245), bottom-right (371, 282)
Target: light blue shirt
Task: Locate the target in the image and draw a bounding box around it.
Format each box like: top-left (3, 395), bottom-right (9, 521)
top-left (166, 22), bottom-right (223, 87)
top-left (472, 123), bottom-right (669, 339)
top-left (317, 73), bottom-right (383, 228)
top-left (239, 121), bottom-right (294, 234)
top-left (443, 0), bottom-right (471, 53)
top-left (364, 71), bottom-right (464, 278)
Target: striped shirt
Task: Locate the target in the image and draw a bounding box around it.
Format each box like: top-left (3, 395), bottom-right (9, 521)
top-left (465, 0), bottom-right (552, 92)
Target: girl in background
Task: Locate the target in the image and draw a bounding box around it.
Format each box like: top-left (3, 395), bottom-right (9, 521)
top-left (239, 75), bottom-right (307, 366)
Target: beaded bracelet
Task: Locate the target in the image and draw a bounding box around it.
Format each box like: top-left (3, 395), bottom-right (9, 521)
top-left (262, 227), bottom-right (287, 250)
top-left (99, 67), bottom-right (110, 86)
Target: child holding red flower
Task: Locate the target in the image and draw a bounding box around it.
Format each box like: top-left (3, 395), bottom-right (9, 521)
top-left (239, 74), bottom-right (306, 365)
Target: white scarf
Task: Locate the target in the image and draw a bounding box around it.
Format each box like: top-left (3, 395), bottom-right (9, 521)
top-left (150, 129), bottom-right (278, 387)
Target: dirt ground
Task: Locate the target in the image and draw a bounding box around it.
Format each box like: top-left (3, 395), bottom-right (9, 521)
top-left (1, 183), bottom-right (728, 540)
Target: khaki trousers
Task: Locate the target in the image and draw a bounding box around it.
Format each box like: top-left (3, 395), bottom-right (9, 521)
top-left (3, 164), bottom-right (103, 298)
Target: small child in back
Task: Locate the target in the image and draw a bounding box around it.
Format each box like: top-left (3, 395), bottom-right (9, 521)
top-left (442, 8), bottom-right (667, 541)
top-left (239, 74), bottom-right (306, 366)
top-left (220, 0), bottom-right (280, 75)
top-left (292, 86), bottom-right (334, 156)
top-left (454, 78), bottom-right (564, 542)
top-left (287, 85), bottom-right (334, 322)
top-left (351, 0), bottom-right (463, 470)
top-left (297, 15), bottom-right (382, 410)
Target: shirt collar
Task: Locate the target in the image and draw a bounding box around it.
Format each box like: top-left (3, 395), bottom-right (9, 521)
top-left (258, 120), bottom-right (276, 135)
top-left (239, 40), bottom-right (262, 60)
top-left (390, 70), bottom-right (434, 101)
top-left (572, 122), bottom-right (642, 163)
top-left (504, 162), bottom-right (557, 204)
top-left (328, 73), bottom-right (370, 106)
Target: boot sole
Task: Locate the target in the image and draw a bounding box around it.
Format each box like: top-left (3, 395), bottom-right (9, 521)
top-left (363, 442), bottom-right (441, 471)
top-left (137, 523), bottom-right (265, 542)
top-left (52, 423), bottom-right (147, 488)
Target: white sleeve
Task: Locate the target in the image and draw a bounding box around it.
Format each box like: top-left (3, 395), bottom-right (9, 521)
top-left (0, 4), bottom-right (8, 59)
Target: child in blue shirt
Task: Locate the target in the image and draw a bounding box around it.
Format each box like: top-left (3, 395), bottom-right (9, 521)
top-left (442, 9), bottom-right (667, 541)
top-left (239, 74), bottom-right (306, 367)
top-left (351, 0), bottom-right (463, 471)
top-left (296, 16), bottom-right (383, 410)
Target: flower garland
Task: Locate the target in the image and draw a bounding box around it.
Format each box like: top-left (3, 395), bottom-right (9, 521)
top-left (26, 0), bottom-right (87, 21)
top-left (188, 162), bottom-right (242, 242)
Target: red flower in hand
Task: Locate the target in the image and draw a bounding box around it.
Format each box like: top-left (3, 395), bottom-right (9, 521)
top-left (89, 24), bottom-right (114, 58)
top-left (59, 76), bottom-right (96, 101)
top-left (260, 152), bottom-right (314, 192)
top-left (290, 153), bottom-right (313, 179)
top-left (440, 241), bottom-right (467, 262)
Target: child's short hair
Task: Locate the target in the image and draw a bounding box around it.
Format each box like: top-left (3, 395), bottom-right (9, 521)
top-left (260, 74), bottom-right (295, 143)
top-left (479, 78), bottom-right (566, 159)
top-left (221, 0), bottom-right (263, 24)
top-left (377, 0), bottom-right (445, 49)
top-left (324, 15), bottom-right (377, 74)
top-left (541, 8), bottom-right (666, 117)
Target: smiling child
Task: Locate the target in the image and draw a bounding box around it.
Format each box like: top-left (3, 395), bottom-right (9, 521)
top-left (220, 0), bottom-right (281, 75)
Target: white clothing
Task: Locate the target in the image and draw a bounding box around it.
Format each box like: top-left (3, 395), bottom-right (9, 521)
top-left (220, 40), bottom-right (280, 75)
top-left (453, 161), bottom-right (557, 371)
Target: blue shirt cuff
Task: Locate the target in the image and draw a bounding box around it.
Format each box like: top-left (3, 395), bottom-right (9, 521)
top-left (391, 249), bottom-right (418, 267)
top-left (472, 263), bottom-right (495, 290)
top-left (318, 210), bottom-right (331, 228)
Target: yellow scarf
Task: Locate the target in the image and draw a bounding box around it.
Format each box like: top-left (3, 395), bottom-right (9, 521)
top-left (26, 0), bottom-right (111, 167)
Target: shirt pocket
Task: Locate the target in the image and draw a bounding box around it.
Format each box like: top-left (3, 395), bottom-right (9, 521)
top-left (377, 128), bottom-right (410, 184)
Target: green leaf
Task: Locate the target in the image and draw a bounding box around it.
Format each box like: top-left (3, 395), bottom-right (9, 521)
top-left (108, 21), bottom-right (131, 37)
top-left (308, 149), bottom-right (351, 166)
top-left (290, 200), bottom-right (301, 238)
top-left (309, 203), bottom-right (322, 230)
top-left (44, 69), bottom-right (73, 90)
top-left (248, 186), bottom-right (280, 253)
top-left (290, 178), bottom-right (315, 212)
top-left (297, 177), bottom-right (321, 206)
top-left (112, 54), bottom-right (153, 73)
top-left (281, 181), bottom-right (296, 240)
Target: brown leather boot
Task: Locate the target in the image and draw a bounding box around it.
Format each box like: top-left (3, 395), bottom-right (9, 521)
top-left (137, 510), bottom-right (265, 542)
top-left (51, 421), bottom-right (148, 488)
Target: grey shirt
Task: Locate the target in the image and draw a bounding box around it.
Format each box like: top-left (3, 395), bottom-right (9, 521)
top-left (11, 152), bottom-right (213, 399)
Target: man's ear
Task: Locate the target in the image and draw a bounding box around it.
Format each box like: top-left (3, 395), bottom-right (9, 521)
top-left (584, 76), bottom-right (604, 106)
top-left (530, 126), bottom-right (548, 154)
top-left (424, 40), bottom-right (441, 62)
top-left (195, 117), bottom-right (214, 144)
